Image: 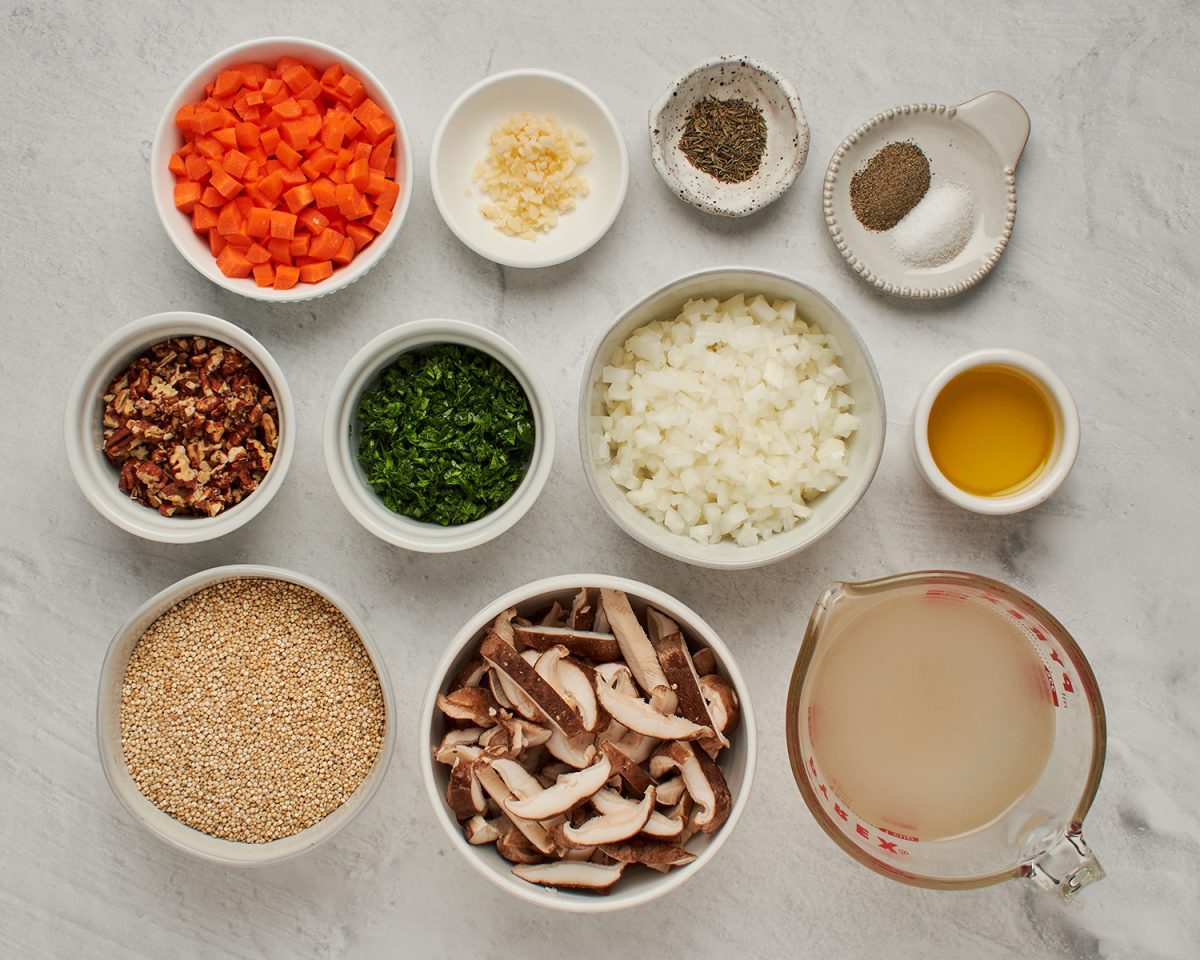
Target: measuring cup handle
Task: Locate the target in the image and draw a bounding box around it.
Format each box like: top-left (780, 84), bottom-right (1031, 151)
top-left (1026, 828), bottom-right (1105, 903)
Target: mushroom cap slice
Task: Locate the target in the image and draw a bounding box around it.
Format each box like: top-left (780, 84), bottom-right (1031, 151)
top-left (691, 647), bottom-right (717, 676)
top-left (446, 758), bottom-right (487, 821)
top-left (599, 740), bottom-right (656, 796)
top-left (648, 741), bottom-right (732, 836)
top-left (513, 625), bottom-right (622, 662)
top-left (590, 788), bottom-right (681, 839)
top-left (434, 727), bottom-right (485, 765)
top-left (481, 632), bottom-right (585, 738)
top-left (557, 786), bottom-right (656, 848)
top-left (511, 860), bottom-right (625, 893)
top-left (450, 657), bottom-right (488, 691)
top-left (594, 670), bottom-right (712, 742)
top-left (652, 638), bottom-right (715, 748)
top-left (700, 673), bottom-right (740, 740)
top-left (654, 775), bottom-right (686, 806)
top-left (504, 755), bottom-right (612, 821)
top-left (489, 758), bottom-right (543, 800)
top-left (436, 686), bottom-right (501, 728)
top-left (599, 589), bottom-right (677, 713)
top-left (644, 606), bottom-right (680, 644)
top-left (599, 838), bottom-right (697, 868)
top-left (545, 727), bottom-right (597, 769)
top-left (568, 588), bottom-right (595, 632)
top-left (496, 827), bottom-right (546, 864)
top-left (491, 607), bottom-right (518, 644)
top-left (537, 600), bottom-right (568, 627)
top-left (534, 645), bottom-right (604, 732)
top-left (474, 762), bottom-right (554, 854)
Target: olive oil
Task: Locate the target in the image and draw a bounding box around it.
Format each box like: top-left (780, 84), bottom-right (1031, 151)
top-left (928, 366), bottom-right (1054, 496)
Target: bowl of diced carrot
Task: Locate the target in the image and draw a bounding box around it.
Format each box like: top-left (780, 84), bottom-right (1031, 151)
top-left (151, 37), bottom-right (412, 301)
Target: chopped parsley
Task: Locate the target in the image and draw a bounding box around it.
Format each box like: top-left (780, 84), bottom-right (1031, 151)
top-left (356, 344), bottom-right (535, 526)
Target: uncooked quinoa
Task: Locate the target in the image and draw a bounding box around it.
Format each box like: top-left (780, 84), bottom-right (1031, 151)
top-left (120, 579), bottom-right (386, 844)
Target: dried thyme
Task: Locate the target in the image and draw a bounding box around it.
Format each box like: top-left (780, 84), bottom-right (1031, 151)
top-left (356, 345), bottom-right (535, 525)
top-left (679, 96), bottom-right (767, 183)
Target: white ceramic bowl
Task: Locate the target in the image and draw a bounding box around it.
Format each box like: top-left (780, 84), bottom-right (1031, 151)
top-left (579, 267), bottom-right (886, 570)
top-left (430, 69), bottom-right (628, 268)
top-left (649, 55), bottom-right (809, 218)
top-left (913, 348), bottom-right (1080, 514)
top-left (64, 311), bottom-right (295, 543)
top-left (97, 564), bottom-right (396, 866)
top-left (150, 36), bottom-right (413, 302)
top-left (324, 319), bottom-right (554, 551)
top-left (420, 574), bottom-right (757, 913)
top-left (824, 92), bottom-right (1030, 299)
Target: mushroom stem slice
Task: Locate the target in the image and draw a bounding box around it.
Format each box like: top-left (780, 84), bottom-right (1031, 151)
top-left (511, 861), bottom-right (626, 893)
top-left (504, 755), bottom-right (612, 821)
top-left (599, 589), bottom-right (677, 713)
top-left (446, 758), bottom-right (487, 820)
top-left (654, 775), bottom-right (686, 806)
top-left (434, 728), bottom-right (485, 764)
top-left (594, 671), bottom-right (712, 742)
top-left (644, 607), bottom-right (680, 644)
top-left (481, 632), bottom-right (586, 738)
top-left (489, 758), bottom-right (543, 800)
top-left (513, 625), bottom-right (622, 662)
top-left (545, 727), bottom-right (597, 769)
top-left (464, 815), bottom-right (502, 845)
top-left (475, 762), bottom-right (554, 854)
top-left (649, 741), bottom-right (732, 836)
top-left (558, 786), bottom-right (656, 848)
top-left (590, 787), bottom-right (679, 838)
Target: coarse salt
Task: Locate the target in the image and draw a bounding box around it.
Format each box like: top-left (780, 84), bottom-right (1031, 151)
top-left (888, 181), bottom-right (976, 268)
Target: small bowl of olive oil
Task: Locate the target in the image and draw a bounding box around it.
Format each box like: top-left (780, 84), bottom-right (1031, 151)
top-left (913, 349), bottom-right (1079, 514)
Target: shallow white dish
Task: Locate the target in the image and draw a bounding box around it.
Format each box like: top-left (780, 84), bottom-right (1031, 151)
top-left (64, 311), bottom-right (295, 543)
top-left (324, 319), bottom-right (554, 551)
top-left (579, 267), bottom-right (886, 570)
top-left (824, 91), bottom-right (1030, 298)
top-left (913, 348), bottom-right (1080, 514)
top-left (97, 564), bottom-right (396, 866)
top-left (430, 69), bottom-right (628, 268)
top-left (150, 36), bottom-right (413, 302)
top-left (649, 55), bottom-right (808, 217)
top-left (420, 574), bottom-right (757, 913)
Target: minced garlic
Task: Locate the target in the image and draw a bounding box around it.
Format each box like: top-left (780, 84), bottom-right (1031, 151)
top-left (472, 112), bottom-right (591, 240)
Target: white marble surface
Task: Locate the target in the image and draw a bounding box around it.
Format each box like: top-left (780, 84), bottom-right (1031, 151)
top-left (2, 1), bottom-right (1198, 957)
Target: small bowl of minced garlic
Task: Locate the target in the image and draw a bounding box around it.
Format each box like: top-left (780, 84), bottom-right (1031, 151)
top-left (649, 56), bottom-right (809, 218)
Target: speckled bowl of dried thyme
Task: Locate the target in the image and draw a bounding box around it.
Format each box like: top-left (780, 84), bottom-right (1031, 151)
top-left (97, 565), bottom-right (394, 864)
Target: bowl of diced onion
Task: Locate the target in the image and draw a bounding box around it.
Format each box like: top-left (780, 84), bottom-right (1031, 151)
top-left (578, 267), bottom-right (886, 570)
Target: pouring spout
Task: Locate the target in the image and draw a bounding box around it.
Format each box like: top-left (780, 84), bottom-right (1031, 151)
top-left (1027, 828), bottom-right (1105, 903)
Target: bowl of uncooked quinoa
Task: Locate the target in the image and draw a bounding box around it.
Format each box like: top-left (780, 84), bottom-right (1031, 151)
top-left (97, 565), bottom-right (395, 865)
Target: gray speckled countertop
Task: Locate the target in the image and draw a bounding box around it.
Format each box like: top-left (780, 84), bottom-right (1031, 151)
top-left (2, 1), bottom-right (1198, 957)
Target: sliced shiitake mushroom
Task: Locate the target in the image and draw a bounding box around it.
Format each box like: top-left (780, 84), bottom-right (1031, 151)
top-left (513, 625), bottom-right (622, 662)
top-left (504, 755), bottom-right (612, 821)
top-left (594, 669), bottom-right (712, 741)
top-left (481, 632), bottom-right (585, 738)
top-left (599, 740), bottom-right (656, 796)
top-left (511, 860), bottom-right (625, 893)
top-left (599, 838), bottom-right (697, 869)
top-left (599, 589), bottom-right (677, 713)
top-left (556, 786), bottom-right (656, 848)
top-left (649, 741), bottom-right (732, 835)
top-left (436, 686), bottom-right (501, 728)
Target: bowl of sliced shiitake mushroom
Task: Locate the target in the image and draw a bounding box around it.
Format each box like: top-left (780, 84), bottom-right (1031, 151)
top-left (421, 574), bottom-right (756, 912)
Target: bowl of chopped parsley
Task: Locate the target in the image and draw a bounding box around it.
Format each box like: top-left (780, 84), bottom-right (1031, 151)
top-left (324, 320), bottom-right (554, 551)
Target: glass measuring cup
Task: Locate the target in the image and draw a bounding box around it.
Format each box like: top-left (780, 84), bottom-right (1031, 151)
top-left (786, 570), bottom-right (1106, 902)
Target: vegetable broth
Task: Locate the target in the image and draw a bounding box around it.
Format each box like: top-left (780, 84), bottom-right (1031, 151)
top-left (807, 589), bottom-right (1055, 841)
top-left (927, 365), bottom-right (1054, 496)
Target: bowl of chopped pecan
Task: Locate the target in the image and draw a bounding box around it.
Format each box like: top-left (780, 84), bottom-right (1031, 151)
top-left (65, 311), bottom-right (295, 542)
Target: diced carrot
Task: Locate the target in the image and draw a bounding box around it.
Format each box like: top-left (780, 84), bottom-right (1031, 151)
top-left (253, 262), bottom-right (276, 287)
top-left (208, 161), bottom-right (243, 198)
top-left (384, 157), bottom-right (396, 178)
top-left (330, 167), bottom-right (347, 185)
top-left (267, 238), bottom-right (293, 264)
top-left (343, 115), bottom-right (363, 140)
top-left (363, 168), bottom-right (385, 195)
top-left (193, 109), bottom-right (226, 135)
top-left (320, 63), bottom-right (344, 88)
top-left (217, 203), bottom-right (243, 236)
top-left (256, 170), bottom-right (285, 205)
top-left (260, 126), bottom-right (282, 156)
top-left (247, 207), bottom-right (272, 238)
top-left (261, 77), bottom-right (286, 103)
top-left (245, 242), bottom-right (271, 264)
top-left (347, 157), bottom-right (370, 192)
top-left (201, 186), bottom-right (225, 207)
top-left (276, 141), bottom-right (302, 169)
top-left (281, 64), bottom-right (313, 93)
top-left (173, 181), bottom-right (202, 213)
top-left (308, 228), bottom-right (343, 260)
top-left (333, 73), bottom-right (365, 108)
top-left (369, 134), bottom-right (394, 171)
top-left (175, 103), bottom-right (197, 134)
top-left (215, 245), bottom-right (253, 278)
top-left (346, 222), bottom-right (374, 250)
top-left (352, 141), bottom-right (372, 163)
top-left (307, 147), bottom-right (337, 175)
top-left (311, 178), bottom-right (338, 209)
top-left (192, 205), bottom-right (219, 232)
top-left (209, 229), bottom-right (226, 256)
top-left (213, 70), bottom-right (244, 98)
top-left (274, 97), bottom-right (303, 120)
top-left (195, 136), bottom-right (224, 160)
top-left (168, 152), bottom-right (187, 176)
top-left (213, 127), bottom-right (238, 149)
top-left (332, 235), bottom-right (356, 264)
top-left (279, 166), bottom-right (307, 188)
top-left (367, 206), bottom-right (391, 233)
top-left (298, 208), bottom-right (329, 234)
top-left (280, 119), bottom-right (312, 150)
top-left (375, 178), bottom-right (400, 211)
top-left (234, 195), bottom-right (253, 217)
top-left (225, 229), bottom-right (253, 249)
top-left (297, 92), bottom-right (322, 112)
top-left (321, 115), bottom-right (346, 151)
top-left (354, 98), bottom-right (383, 123)
top-left (299, 260), bottom-right (333, 283)
top-left (273, 264), bottom-right (300, 289)
top-left (335, 183), bottom-right (360, 218)
top-left (335, 147), bottom-right (353, 169)
top-left (269, 210), bottom-right (297, 239)
top-left (234, 121), bottom-right (260, 149)
top-left (185, 152), bottom-right (211, 181)
top-left (283, 183), bottom-right (315, 213)
top-left (223, 149), bottom-right (250, 179)
top-left (288, 234), bottom-right (310, 257)
top-left (360, 112), bottom-right (395, 145)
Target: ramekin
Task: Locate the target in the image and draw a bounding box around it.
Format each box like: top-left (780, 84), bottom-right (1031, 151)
top-left (420, 574), bottom-right (757, 913)
top-left (97, 564), bottom-right (396, 866)
top-left (64, 311), bottom-right (295, 543)
top-left (912, 348), bottom-right (1080, 514)
top-left (323, 319), bottom-right (554, 551)
top-left (150, 36), bottom-right (413, 302)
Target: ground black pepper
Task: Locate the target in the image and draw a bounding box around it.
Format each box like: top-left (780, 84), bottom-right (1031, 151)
top-left (849, 142), bottom-right (931, 231)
